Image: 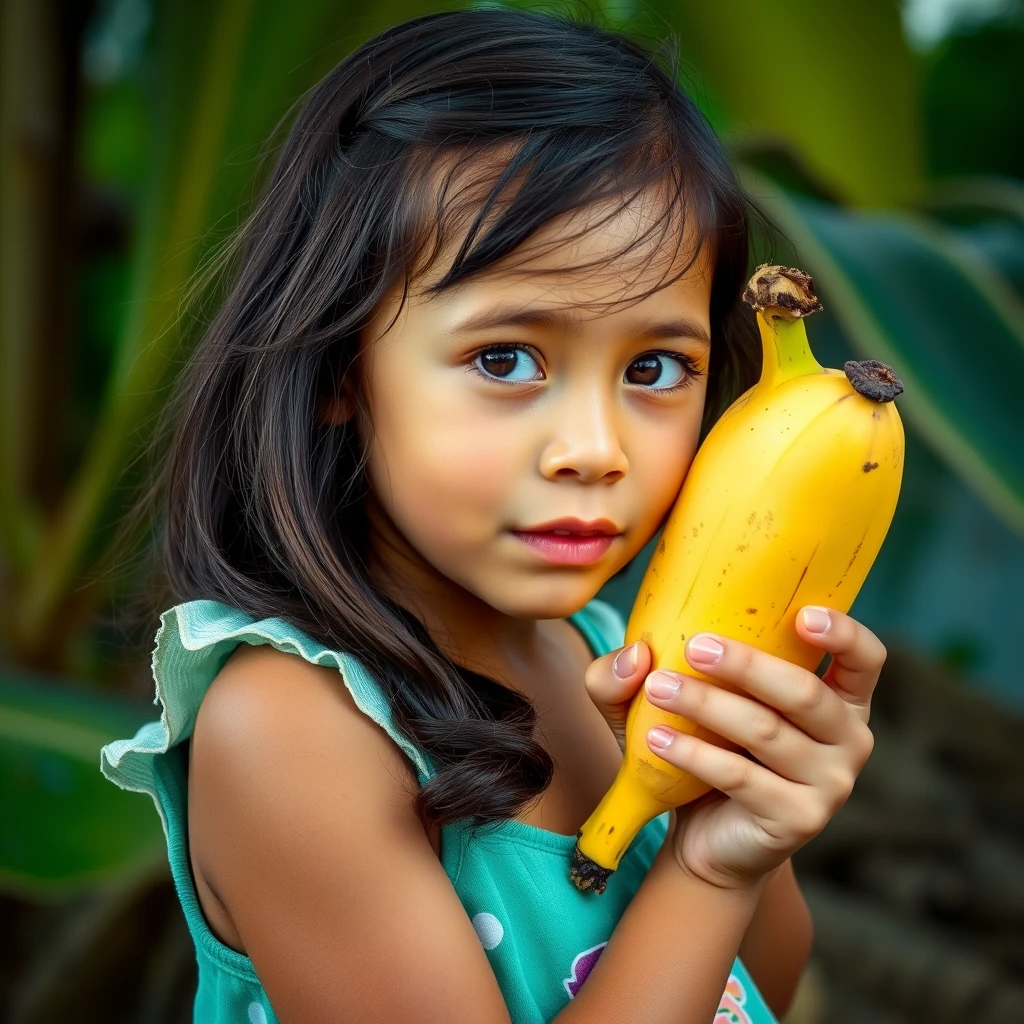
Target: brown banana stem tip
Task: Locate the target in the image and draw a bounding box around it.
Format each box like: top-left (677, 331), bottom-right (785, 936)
top-left (844, 359), bottom-right (904, 402)
top-left (742, 264), bottom-right (824, 319)
top-left (569, 839), bottom-right (612, 894)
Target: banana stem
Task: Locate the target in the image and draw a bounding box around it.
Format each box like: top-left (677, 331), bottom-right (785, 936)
top-left (755, 313), bottom-right (826, 393)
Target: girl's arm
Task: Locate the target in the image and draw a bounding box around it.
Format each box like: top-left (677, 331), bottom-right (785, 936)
top-left (582, 606), bottom-right (885, 1024)
top-left (737, 859), bottom-right (814, 1016)
top-left (189, 644), bottom-right (768, 1024)
top-left (189, 645), bottom-right (514, 1024)
top-left (554, 841), bottom-right (765, 1024)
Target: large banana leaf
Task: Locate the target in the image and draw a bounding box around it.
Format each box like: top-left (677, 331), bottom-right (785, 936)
top-left (0, 676), bottom-right (162, 897)
top-left (741, 167), bottom-right (1024, 535)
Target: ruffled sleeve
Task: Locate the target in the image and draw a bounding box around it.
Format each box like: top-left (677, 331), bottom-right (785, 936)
top-left (100, 599), bottom-right (435, 819)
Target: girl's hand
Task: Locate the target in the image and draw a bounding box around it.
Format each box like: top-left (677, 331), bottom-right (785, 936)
top-left (582, 606), bottom-right (882, 889)
top-left (645, 606), bottom-right (882, 890)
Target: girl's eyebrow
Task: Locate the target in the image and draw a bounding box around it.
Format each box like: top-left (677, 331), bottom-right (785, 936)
top-left (450, 303), bottom-right (711, 346)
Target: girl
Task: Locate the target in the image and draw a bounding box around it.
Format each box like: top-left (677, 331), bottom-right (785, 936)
top-left (102, 6), bottom-right (883, 1023)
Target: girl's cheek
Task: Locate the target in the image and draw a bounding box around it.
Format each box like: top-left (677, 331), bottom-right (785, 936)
top-left (378, 409), bottom-right (517, 530)
top-left (631, 419), bottom-right (700, 520)
top-left (426, 425), bottom-right (518, 512)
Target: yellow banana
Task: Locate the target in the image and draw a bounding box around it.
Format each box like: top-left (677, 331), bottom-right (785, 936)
top-left (570, 265), bottom-right (905, 894)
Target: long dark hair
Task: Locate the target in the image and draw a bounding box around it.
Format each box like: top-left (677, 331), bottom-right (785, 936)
top-left (161, 4), bottom-right (764, 830)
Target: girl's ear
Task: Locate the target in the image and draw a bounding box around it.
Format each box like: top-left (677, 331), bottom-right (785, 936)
top-left (321, 377), bottom-right (358, 426)
top-left (322, 394), bottom-right (354, 425)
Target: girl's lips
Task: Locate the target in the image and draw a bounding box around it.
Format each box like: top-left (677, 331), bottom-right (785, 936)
top-left (511, 530), bottom-right (616, 565)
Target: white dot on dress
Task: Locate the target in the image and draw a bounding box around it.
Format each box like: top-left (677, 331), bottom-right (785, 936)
top-left (248, 1001), bottom-right (268, 1024)
top-left (472, 912), bottom-right (504, 950)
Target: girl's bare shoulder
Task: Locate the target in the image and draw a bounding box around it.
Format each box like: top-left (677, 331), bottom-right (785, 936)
top-left (193, 641), bottom-right (410, 781)
top-left (189, 642), bottom-right (423, 847)
top-left (186, 641), bottom-right (510, 1022)
top-left (188, 642), bottom-right (424, 878)
top-left (186, 643), bottom-right (420, 942)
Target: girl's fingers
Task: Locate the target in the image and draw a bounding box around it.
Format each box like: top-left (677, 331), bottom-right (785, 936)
top-left (645, 727), bottom-right (824, 833)
top-left (644, 669), bottom-right (820, 784)
top-left (794, 606), bottom-right (886, 721)
top-left (674, 631), bottom-right (852, 746)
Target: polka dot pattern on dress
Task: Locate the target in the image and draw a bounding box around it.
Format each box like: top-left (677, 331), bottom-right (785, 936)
top-left (248, 1001), bottom-right (268, 1024)
top-left (472, 912), bottom-right (504, 950)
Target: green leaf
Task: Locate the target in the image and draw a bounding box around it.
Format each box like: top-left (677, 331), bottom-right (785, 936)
top-left (662, 0), bottom-right (922, 205)
top-left (0, 675), bottom-right (162, 898)
top-left (923, 176), bottom-right (1024, 228)
top-left (920, 176), bottom-right (1024, 299)
top-left (741, 167), bottom-right (1024, 535)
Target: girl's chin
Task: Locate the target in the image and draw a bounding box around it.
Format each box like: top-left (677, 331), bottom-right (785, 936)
top-left (478, 578), bottom-right (611, 622)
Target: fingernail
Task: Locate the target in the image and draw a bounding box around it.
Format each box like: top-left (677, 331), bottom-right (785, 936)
top-left (687, 635), bottom-right (725, 666)
top-left (801, 607), bottom-right (831, 634)
top-left (646, 670), bottom-right (682, 700)
top-left (648, 726), bottom-right (675, 749)
top-left (613, 642), bottom-right (639, 680)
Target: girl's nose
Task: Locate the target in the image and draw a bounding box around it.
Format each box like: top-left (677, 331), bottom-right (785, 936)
top-left (538, 392), bottom-right (629, 484)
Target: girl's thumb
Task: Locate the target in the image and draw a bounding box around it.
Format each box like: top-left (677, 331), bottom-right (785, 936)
top-left (583, 640), bottom-right (651, 752)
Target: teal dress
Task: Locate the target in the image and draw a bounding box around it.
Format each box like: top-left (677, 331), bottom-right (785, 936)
top-left (101, 597), bottom-right (777, 1024)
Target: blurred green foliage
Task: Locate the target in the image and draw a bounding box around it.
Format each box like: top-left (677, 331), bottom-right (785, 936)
top-left (924, 18), bottom-right (1024, 180)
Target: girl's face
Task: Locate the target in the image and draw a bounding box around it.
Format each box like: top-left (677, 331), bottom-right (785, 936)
top-left (341, 198), bottom-right (713, 626)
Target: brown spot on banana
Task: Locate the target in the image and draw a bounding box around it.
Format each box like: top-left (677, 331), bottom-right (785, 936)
top-left (863, 461), bottom-right (879, 472)
top-left (773, 544), bottom-right (819, 629)
top-left (844, 530), bottom-right (869, 576)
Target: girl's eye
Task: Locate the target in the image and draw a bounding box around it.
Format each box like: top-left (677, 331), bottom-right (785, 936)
top-left (625, 352), bottom-right (703, 392)
top-left (473, 345), bottom-right (544, 384)
top-left (470, 346), bottom-right (702, 391)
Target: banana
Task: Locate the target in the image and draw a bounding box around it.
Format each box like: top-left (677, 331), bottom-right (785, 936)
top-left (570, 265), bottom-right (905, 894)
